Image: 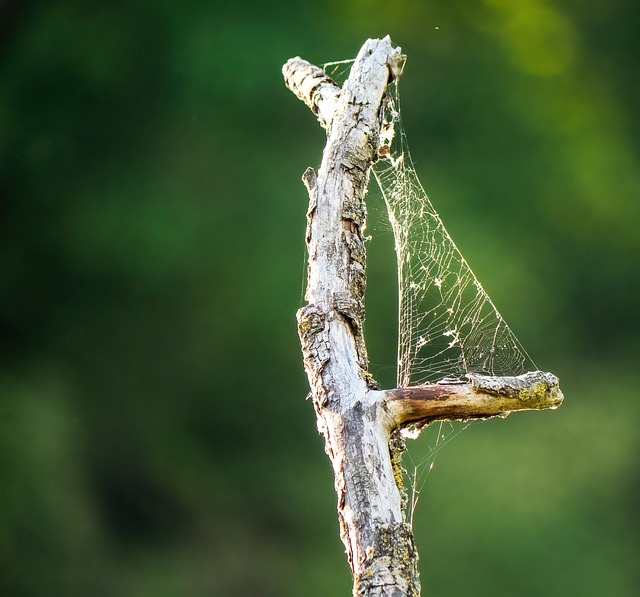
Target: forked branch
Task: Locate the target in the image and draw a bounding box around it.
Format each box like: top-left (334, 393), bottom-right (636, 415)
top-left (284, 36), bottom-right (562, 597)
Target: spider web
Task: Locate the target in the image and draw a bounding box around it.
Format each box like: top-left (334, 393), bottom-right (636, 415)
top-left (322, 56), bottom-right (537, 525)
top-left (373, 79), bottom-right (536, 387)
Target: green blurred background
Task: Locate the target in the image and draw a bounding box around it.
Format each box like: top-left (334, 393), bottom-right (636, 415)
top-left (1, 1), bottom-right (638, 595)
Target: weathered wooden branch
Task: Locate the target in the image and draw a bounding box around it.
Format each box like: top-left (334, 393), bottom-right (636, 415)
top-left (284, 36), bottom-right (563, 597)
top-left (386, 371), bottom-right (564, 429)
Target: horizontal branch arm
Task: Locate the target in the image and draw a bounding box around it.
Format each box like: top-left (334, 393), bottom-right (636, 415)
top-left (386, 371), bottom-right (563, 428)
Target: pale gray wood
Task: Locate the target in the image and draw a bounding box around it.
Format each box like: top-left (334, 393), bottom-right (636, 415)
top-left (285, 37), bottom-right (419, 597)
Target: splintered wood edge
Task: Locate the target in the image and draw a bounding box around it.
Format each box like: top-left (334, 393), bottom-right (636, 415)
top-left (385, 370), bottom-right (564, 428)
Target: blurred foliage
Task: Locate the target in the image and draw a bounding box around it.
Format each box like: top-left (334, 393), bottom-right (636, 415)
top-left (1, 0), bottom-right (638, 595)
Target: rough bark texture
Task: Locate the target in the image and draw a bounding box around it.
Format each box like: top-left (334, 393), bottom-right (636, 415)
top-left (286, 38), bottom-right (420, 597)
top-left (284, 37), bottom-right (563, 597)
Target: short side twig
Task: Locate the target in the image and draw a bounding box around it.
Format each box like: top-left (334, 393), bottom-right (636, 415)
top-left (386, 371), bottom-right (564, 428)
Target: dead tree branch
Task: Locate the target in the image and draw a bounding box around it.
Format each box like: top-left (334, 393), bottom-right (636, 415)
top-left (283, 36), bottom-right (563, 597)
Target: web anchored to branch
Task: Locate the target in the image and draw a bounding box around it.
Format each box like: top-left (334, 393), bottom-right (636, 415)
top-left (373, 79), bottom-right (537, 388)
top-left (287, 40), bottom-right (562, 596)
